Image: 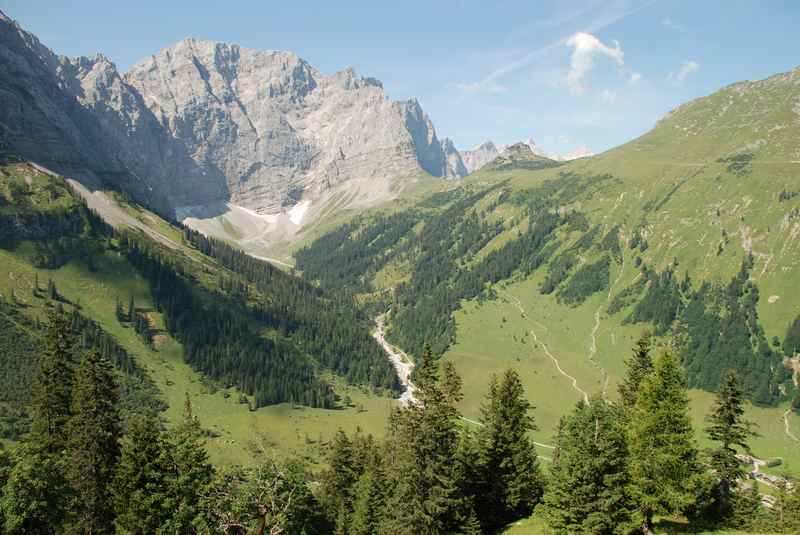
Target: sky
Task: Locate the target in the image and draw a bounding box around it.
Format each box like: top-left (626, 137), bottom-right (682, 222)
top-left (4, 0), bottom-right (800, 156)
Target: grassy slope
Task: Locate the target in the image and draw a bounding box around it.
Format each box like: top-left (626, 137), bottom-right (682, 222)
top-left (0, 163), bottom-right (395, 467)
top-left (342, 68), bottom-right (800, 473)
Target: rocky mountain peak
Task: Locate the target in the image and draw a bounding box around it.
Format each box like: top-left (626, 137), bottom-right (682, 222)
top-left (0, 9), bottom-right (467, 229)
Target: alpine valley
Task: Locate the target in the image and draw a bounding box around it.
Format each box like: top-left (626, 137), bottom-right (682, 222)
top-left (1, 6), bottom-right (800, 535)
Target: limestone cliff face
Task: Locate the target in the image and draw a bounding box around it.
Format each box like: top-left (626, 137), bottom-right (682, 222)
top-left (0, 13), bottom-right (461, 219)
top-left (124, 37), bottom-right (465, 213)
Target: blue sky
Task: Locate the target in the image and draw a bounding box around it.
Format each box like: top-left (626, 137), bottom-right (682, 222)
top-left (5, 0), bottom-right (799, 155)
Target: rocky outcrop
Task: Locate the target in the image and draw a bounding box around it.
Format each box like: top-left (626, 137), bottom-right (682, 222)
top-left (440, 138), bottom-right (467, 178)
top-left (461, 140), bottom-right (500, 173)
top-left (0, 13), bottom-right (461, 219)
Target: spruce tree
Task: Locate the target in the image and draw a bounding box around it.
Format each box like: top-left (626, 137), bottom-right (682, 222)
top-left (618, 332), bottom-right (653, 412)
top-left (705, 370), bottom-right (757, 522)
top-left (380, 346), bottom-right (465, 534)
top-left (112, 415), bottom-right (173, 533)
top-left (628, 350), bottom-right (700, 533)
top-left (31, 309), bottom-right (76, 452)
top-left (476, 369), bottom-right (544, 531)
top-left (128, 294), bottom-right (135, 322)
top-left (319, 429), bottom-right (357, 526)
top-left (65, 349), bottom-right (121, 534)
top-left (348, 456), bottom-right (387, 535)
top-left (161, 394), bottom-right (214, 533)
top-left (784, 313), bottom-right (800, 356)
top-left (539, 396), bottom-right (633, 534)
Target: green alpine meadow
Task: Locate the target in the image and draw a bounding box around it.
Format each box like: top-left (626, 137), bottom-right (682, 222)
top-left (1, 2), bottom-right (800, 533)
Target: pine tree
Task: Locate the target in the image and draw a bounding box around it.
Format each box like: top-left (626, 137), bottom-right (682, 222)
top-left (628, 350), bottom-right (700, 533)
top-left (618, 332), bottom-right (653, 412)
top-left (31, 309), bottom-right (76, 452)
top-left (112, 415), bottom-right (173, 533)
top-left (65, 349), bottom-right (121, 534)
top-left (238, 458), bottom-right (328, 535)
top-left (476, 369), bottom-right (544, 531)
top-left (539, 396), bottom-right (633, 534)
top-left (705, 370), bottom-right (757, 522)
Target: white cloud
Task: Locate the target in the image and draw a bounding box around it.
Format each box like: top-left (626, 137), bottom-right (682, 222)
top-left (662, 16), bottom-right (688, 33)
top-left (565, 32), bottom-right (625, 95)
top-left (601, 88), bottom-right (618, 103)
top-left (676, 60), bottom-right (700, 82)
top-left (629, 71), bottom-right (642, 84)
top-left (455, 1), bottom-right (653, 98)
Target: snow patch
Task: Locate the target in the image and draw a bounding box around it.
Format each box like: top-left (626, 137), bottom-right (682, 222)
top-left (288, 201), bottom-right (310, 225)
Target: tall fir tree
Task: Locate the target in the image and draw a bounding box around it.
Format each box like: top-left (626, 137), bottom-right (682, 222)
top-left (705, 370), bottom-right (757, 522)
top-left (539, 396), bottom-right (633, 534)
top-left (476, 369), bottom-right (544, 531)
top-left (319, 429), bottom-right (358, 528)
top-left (348, 445), bottom-right (387, 535)
top-left (31, 309), bottom-right (76, 452)
top-left (380, 345), bottom-right (466, 534)
top-left (618, 332), bottom-right (653, 412)
top-left (628, 350), bottom-right (700, 534)
top-left (112, 415), bottom-right (173, 533)
top-left (161, 393), bottom-right (215, 533)
top-left (65, 349), bottom-right (121, 534)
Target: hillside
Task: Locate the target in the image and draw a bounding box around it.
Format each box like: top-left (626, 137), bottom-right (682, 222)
top-left (295, 65), bottom-right (800, 474)
top-left (0, 156), bottom-right (401, 465)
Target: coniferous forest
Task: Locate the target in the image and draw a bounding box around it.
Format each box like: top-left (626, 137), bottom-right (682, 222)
top-left (5, 316), bottom-right (800, 534)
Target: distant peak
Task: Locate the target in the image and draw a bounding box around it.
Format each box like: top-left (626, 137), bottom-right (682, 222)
top-left (475, 140), bottom-right (496, 150)
top-left (0, 9), bottom-right (9, 22)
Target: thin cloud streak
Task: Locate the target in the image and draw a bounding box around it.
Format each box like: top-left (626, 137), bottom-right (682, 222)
top-left (458, 0), bottom-right (657, 94)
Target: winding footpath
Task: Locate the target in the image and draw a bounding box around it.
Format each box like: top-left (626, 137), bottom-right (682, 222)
top-left (502, 292), bottom-right (589, 403)
top-left (373, 314), bottom-right (416, 406)
top-left (588, 253), bottom-right (626, 398)
top-left (783, 408), bottom-right (800, 443)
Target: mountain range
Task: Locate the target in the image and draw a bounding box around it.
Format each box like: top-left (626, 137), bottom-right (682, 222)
top-left (0, 11), bottom-right (465, 226)
top-left (0, 10), bottom-right (597, 253)
top-left (460, 137), bottom-right (594, 173)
